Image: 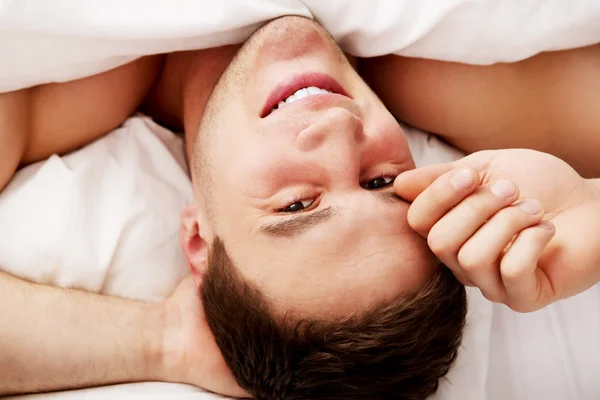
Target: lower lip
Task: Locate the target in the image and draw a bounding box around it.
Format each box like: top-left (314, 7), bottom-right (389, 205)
top-left (261, 72), bottom-right (350, 117)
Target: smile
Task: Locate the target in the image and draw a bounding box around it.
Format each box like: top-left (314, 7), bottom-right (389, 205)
top-left (261, 72), bottom-right (350, 117)
top-left (272, 86), bottom-right (332, 112)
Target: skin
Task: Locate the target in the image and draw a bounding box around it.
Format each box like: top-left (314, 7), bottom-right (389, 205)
top-left (1, 14), bottom-right (600, 397)
top-left (395, 150), bottom-right (600, 312)
top-left (359, 45), bottom-right (600, 177)
top-left (180, 17), bottom-right (436, 318)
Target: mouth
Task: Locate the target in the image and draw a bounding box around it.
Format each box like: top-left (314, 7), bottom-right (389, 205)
top-left (260, 72), bottom-right (351, 118)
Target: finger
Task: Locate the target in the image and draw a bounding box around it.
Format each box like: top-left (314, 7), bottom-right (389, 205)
top-left (394, 163), bottom-right (454, 202)
top-left (427, 180), bottom-right (519, 290)
top-left (426, 179), bottom-right (519, 259)
top-left (406, 167), bottom-right (480, 237)
top-left (455, 199), bottom-right (544, 302)
top-left (500, 221), bottom-right (556, 312)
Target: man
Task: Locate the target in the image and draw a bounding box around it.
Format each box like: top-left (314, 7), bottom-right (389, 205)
top-left (1, 15), bottom-right (599, 399)
top-left (0, 16), bottom-right (467, 399)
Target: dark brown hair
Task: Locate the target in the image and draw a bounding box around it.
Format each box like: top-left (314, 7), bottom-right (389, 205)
top-left (202, 238), bottom-right (467, 400)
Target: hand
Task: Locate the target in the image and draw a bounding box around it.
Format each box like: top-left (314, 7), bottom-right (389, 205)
top-left (158, 276), bottom-right (249, 398)
top-left (395, 149), bottom-right (600, 312)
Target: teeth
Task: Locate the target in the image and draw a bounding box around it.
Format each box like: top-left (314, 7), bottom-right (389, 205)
top-left (294, 88), bottom-right (309, 100)
top-left (272, 86), bottom-right (332, 112)
top-left (285, 94), bottom-right (297, 104)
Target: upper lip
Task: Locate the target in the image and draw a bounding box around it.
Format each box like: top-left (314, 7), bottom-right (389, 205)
top-left (260, 72), bottom-right (350, 118)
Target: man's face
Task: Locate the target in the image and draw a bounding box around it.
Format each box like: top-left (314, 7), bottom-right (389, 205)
top-left (191, 16), bottom-right (437, 317)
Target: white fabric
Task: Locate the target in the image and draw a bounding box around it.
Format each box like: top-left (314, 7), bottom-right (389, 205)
top-left (0, 116), bottom-right (192, 301)
top-left (3, 117), bottom-right (600, 399)
top-left (6, 382), bottom-right (220, 400)
top-left (2, 0), bottom-right (600, 92)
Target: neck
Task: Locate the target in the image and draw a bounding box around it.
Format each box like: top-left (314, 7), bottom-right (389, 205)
top-left (181, 46), bottom-right (240, 153)
top-left (143, 46), bottom-right (240, 158)
top-left (142, 51), bottom-right (195, 131)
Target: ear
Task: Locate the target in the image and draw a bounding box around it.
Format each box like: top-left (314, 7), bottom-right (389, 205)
top-left (180, 204), bottom-right (210, 287)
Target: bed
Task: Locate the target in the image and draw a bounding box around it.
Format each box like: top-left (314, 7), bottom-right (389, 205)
top-left (2, 1), bottom-right (600, 399)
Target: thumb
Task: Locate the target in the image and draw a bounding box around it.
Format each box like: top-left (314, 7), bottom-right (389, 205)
top-left (394, 163), bottom-right (454, 202)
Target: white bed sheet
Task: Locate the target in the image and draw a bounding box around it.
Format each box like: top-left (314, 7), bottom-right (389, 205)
top-left (3, 117), bottom-right (600, 399)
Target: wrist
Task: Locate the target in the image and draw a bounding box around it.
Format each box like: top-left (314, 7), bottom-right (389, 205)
top-left (141, 302), bottom-right (170, 382)
top-left (586, 178), bottom-right (600, 198)
top-left (148, 299), bottom-right (190, 385)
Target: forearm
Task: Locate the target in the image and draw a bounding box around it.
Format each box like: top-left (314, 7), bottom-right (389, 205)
top-left (0, 270), bottom-right (165, 396)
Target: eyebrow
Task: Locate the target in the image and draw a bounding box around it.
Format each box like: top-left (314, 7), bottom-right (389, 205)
top-left (258, 189), bottom-right (403, 238)
top-left (259, 206), bottom-right (340, 237)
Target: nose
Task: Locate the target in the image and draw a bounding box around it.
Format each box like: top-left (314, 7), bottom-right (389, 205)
top-left (296, 107), bottom-right (365, 152)
top-left (295, 107), bottom-right (366, 185)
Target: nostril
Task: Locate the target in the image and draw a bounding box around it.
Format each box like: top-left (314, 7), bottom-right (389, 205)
top-left (327, 107), bottom-right (365, 144)
top-left (296, 123), bottom-right (326, 152)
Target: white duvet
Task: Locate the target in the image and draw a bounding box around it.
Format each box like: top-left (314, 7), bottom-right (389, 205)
top-left (3, 116), bottom-right (600, 400)
top-left (1, 0), bottom-right (600, 92)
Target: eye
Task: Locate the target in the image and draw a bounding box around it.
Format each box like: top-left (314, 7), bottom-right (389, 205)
top-left (278, 198), bottom-right (316, 213)
top-left (362, 176), bottom-right (394, 190)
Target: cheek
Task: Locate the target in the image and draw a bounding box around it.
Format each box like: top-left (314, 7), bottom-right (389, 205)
top-left (380, 203), bottom-right (437, 276)
top-left (224, 140), bottom-right (296, 198)
top-left (383, 114), bottom-right (412, 152)
top-left (367, 113), bottom-right (415, 165)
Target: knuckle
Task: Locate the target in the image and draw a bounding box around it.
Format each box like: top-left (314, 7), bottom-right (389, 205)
top-left (427, 230), bottom-right (454, 256)
top-left (457, 248), bottom-right (485, 273)
top-left (479, 289), bottom-right (503, 304)
top-left (499, 259), bottom-right (522, 282)
top-left (426, 232), bottom-right (444, 254)
top-left (407, 207), bottom-right (426, 233)
top-left (506, 300), bottom-right (536, 313)
top-left (501, 268), bottom-right (522, 284)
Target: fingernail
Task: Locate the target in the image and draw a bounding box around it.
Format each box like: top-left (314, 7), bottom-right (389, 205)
top-left (450, 169), bottom-right (475, 190)
top-left (539, 220), bottom-right (555, 230)
top-left (491, 180), bottom-right (516, 198)
top-left (518, 200), bottom-right (543, 215)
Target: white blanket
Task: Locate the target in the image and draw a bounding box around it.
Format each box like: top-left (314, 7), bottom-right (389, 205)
top-left (0, 116), bottom-right (192, 301)
top-left (3, 116), bottom-right (600, 399)
top-left (1, 0), bottom-right (600, 92)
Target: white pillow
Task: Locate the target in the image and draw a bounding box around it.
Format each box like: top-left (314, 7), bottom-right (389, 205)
top-left (1, 0), bottom-right (599, 92)
top-left (0, 115), bottom-right (192, 301)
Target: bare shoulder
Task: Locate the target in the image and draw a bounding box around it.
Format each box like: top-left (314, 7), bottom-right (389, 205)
top-left (23, 55), bottom-right (165, 164)
top-left (0, 55), bottom-right (164, 193)
top-left (359, 44), bottom-right (600, 176)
